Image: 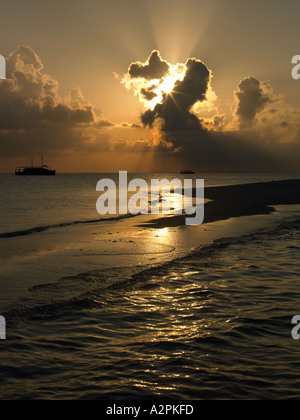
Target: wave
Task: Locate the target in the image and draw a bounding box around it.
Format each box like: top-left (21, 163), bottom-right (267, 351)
top-left (0, 213), bottom-right (138, 239)
top-left (4, 215), bottom-right (300, 321)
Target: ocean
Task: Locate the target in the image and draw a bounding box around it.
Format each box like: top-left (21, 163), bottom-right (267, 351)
top-left (0, 173), bottom-right (300, 400)
top-left (1, 173), bottom-right (298, 236)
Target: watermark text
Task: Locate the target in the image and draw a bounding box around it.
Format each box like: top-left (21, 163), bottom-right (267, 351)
top-left (96, 172), bottom-right (204, 226)
top-left (0, 316), bottom-right (6, 340)
top-left (292, 55), bottom-right (300, 80)
top-left (292, 316), bottom-right (300, 340)
top-left (0, 55), bottom-right (6, 79)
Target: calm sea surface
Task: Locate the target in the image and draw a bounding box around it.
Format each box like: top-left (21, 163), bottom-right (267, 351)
top-left (0, 173), bottom-right (300, 400)
top-left (0, 173), bottom-right (298, 235)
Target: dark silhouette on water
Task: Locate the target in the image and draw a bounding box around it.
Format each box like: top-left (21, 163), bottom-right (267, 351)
top-left (180, 170), bottom-right (195, 174)
top-left (15, 157), bottom-right (56, 176)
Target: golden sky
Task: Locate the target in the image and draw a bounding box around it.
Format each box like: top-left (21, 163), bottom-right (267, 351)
top-left (0, 0), bottom-right (300, 172)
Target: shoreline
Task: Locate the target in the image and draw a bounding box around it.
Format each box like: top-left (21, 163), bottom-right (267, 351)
top-left (140, 179), bottom-right (300, 228)
top-left (1, 179), bottom-right (300, 313)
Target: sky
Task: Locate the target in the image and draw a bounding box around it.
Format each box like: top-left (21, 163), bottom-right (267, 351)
top-left (0, 0), bottom-right (300, 172)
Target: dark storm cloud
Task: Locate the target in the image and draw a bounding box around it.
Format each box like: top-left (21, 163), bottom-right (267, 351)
top-left (235, 77), bottom-right (271, 128)
top-left (141, 58), bottom-right (211, 134)
top-left (128, 50), bottom-right (170, 80)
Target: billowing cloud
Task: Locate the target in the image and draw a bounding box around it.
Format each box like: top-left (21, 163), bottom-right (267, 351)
top-left (141, 58), bottom-right (212, 133)
top-left (121, 50), bottom-right (187, 110)
top-left (2, 46), bottom-right (95, 128)
top-left (128, 50), bottom-right (170, 80)
top-left (1, 46), bottom-right (299, 172)
top-left (121, 50), bottom-right (300, 172)
top-left (234, 77), bottom-right (272, 128)
top-left (0, 46), bottom-right (112, 157)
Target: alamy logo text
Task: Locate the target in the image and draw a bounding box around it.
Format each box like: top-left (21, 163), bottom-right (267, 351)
top-left (0, 55), bottom-right (6, 79)
top-left (0, 316), bottom-right (6, 340)
top-left (96, 172), bottom-right (204, 226)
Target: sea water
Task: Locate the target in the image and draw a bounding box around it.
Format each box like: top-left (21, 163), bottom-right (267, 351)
top-left (0, 173), bottom-right (298, 236)
top-left (0, 173), bottom-right (300, 399)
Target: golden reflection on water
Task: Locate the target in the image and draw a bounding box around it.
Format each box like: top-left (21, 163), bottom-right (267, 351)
top-left (155, 227), bottom-right (169, 237)
top-left (114, 267), bottom-right (239, 394)
top-left (123, 280), bottom-right (235, 346)
top-left (98, 224), bottom-right (242, 395)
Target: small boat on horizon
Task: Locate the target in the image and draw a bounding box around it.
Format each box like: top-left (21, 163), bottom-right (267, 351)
top-left (180, 170), bottom-right (195, 175)
top-left (15, 157), bottom-right (56, 176)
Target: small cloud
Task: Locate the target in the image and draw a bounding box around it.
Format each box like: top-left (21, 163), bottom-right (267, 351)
top-left (96, 120), bottom-right (115, 128)
top-left (234, 76), bottom-right (272, 129)
top-left (119, 122), bottom-right (141, 129)
top-left (141, 87), bottom-right (158, 101)
top-left (128, 50), bottom-right (170, 80)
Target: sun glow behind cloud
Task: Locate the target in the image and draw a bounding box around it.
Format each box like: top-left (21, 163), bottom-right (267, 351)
top-left (121, 53), bottom-right (216, 115)
top-left (149, 63), bottom-right (187, 108)
top-left (121, 57), bottom-right (187, 110)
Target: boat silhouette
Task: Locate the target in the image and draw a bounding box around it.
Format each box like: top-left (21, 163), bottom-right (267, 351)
top-left (15, 157), bottom-right (56, 176)
top-left (180, 170), bottom-right (195, 175)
